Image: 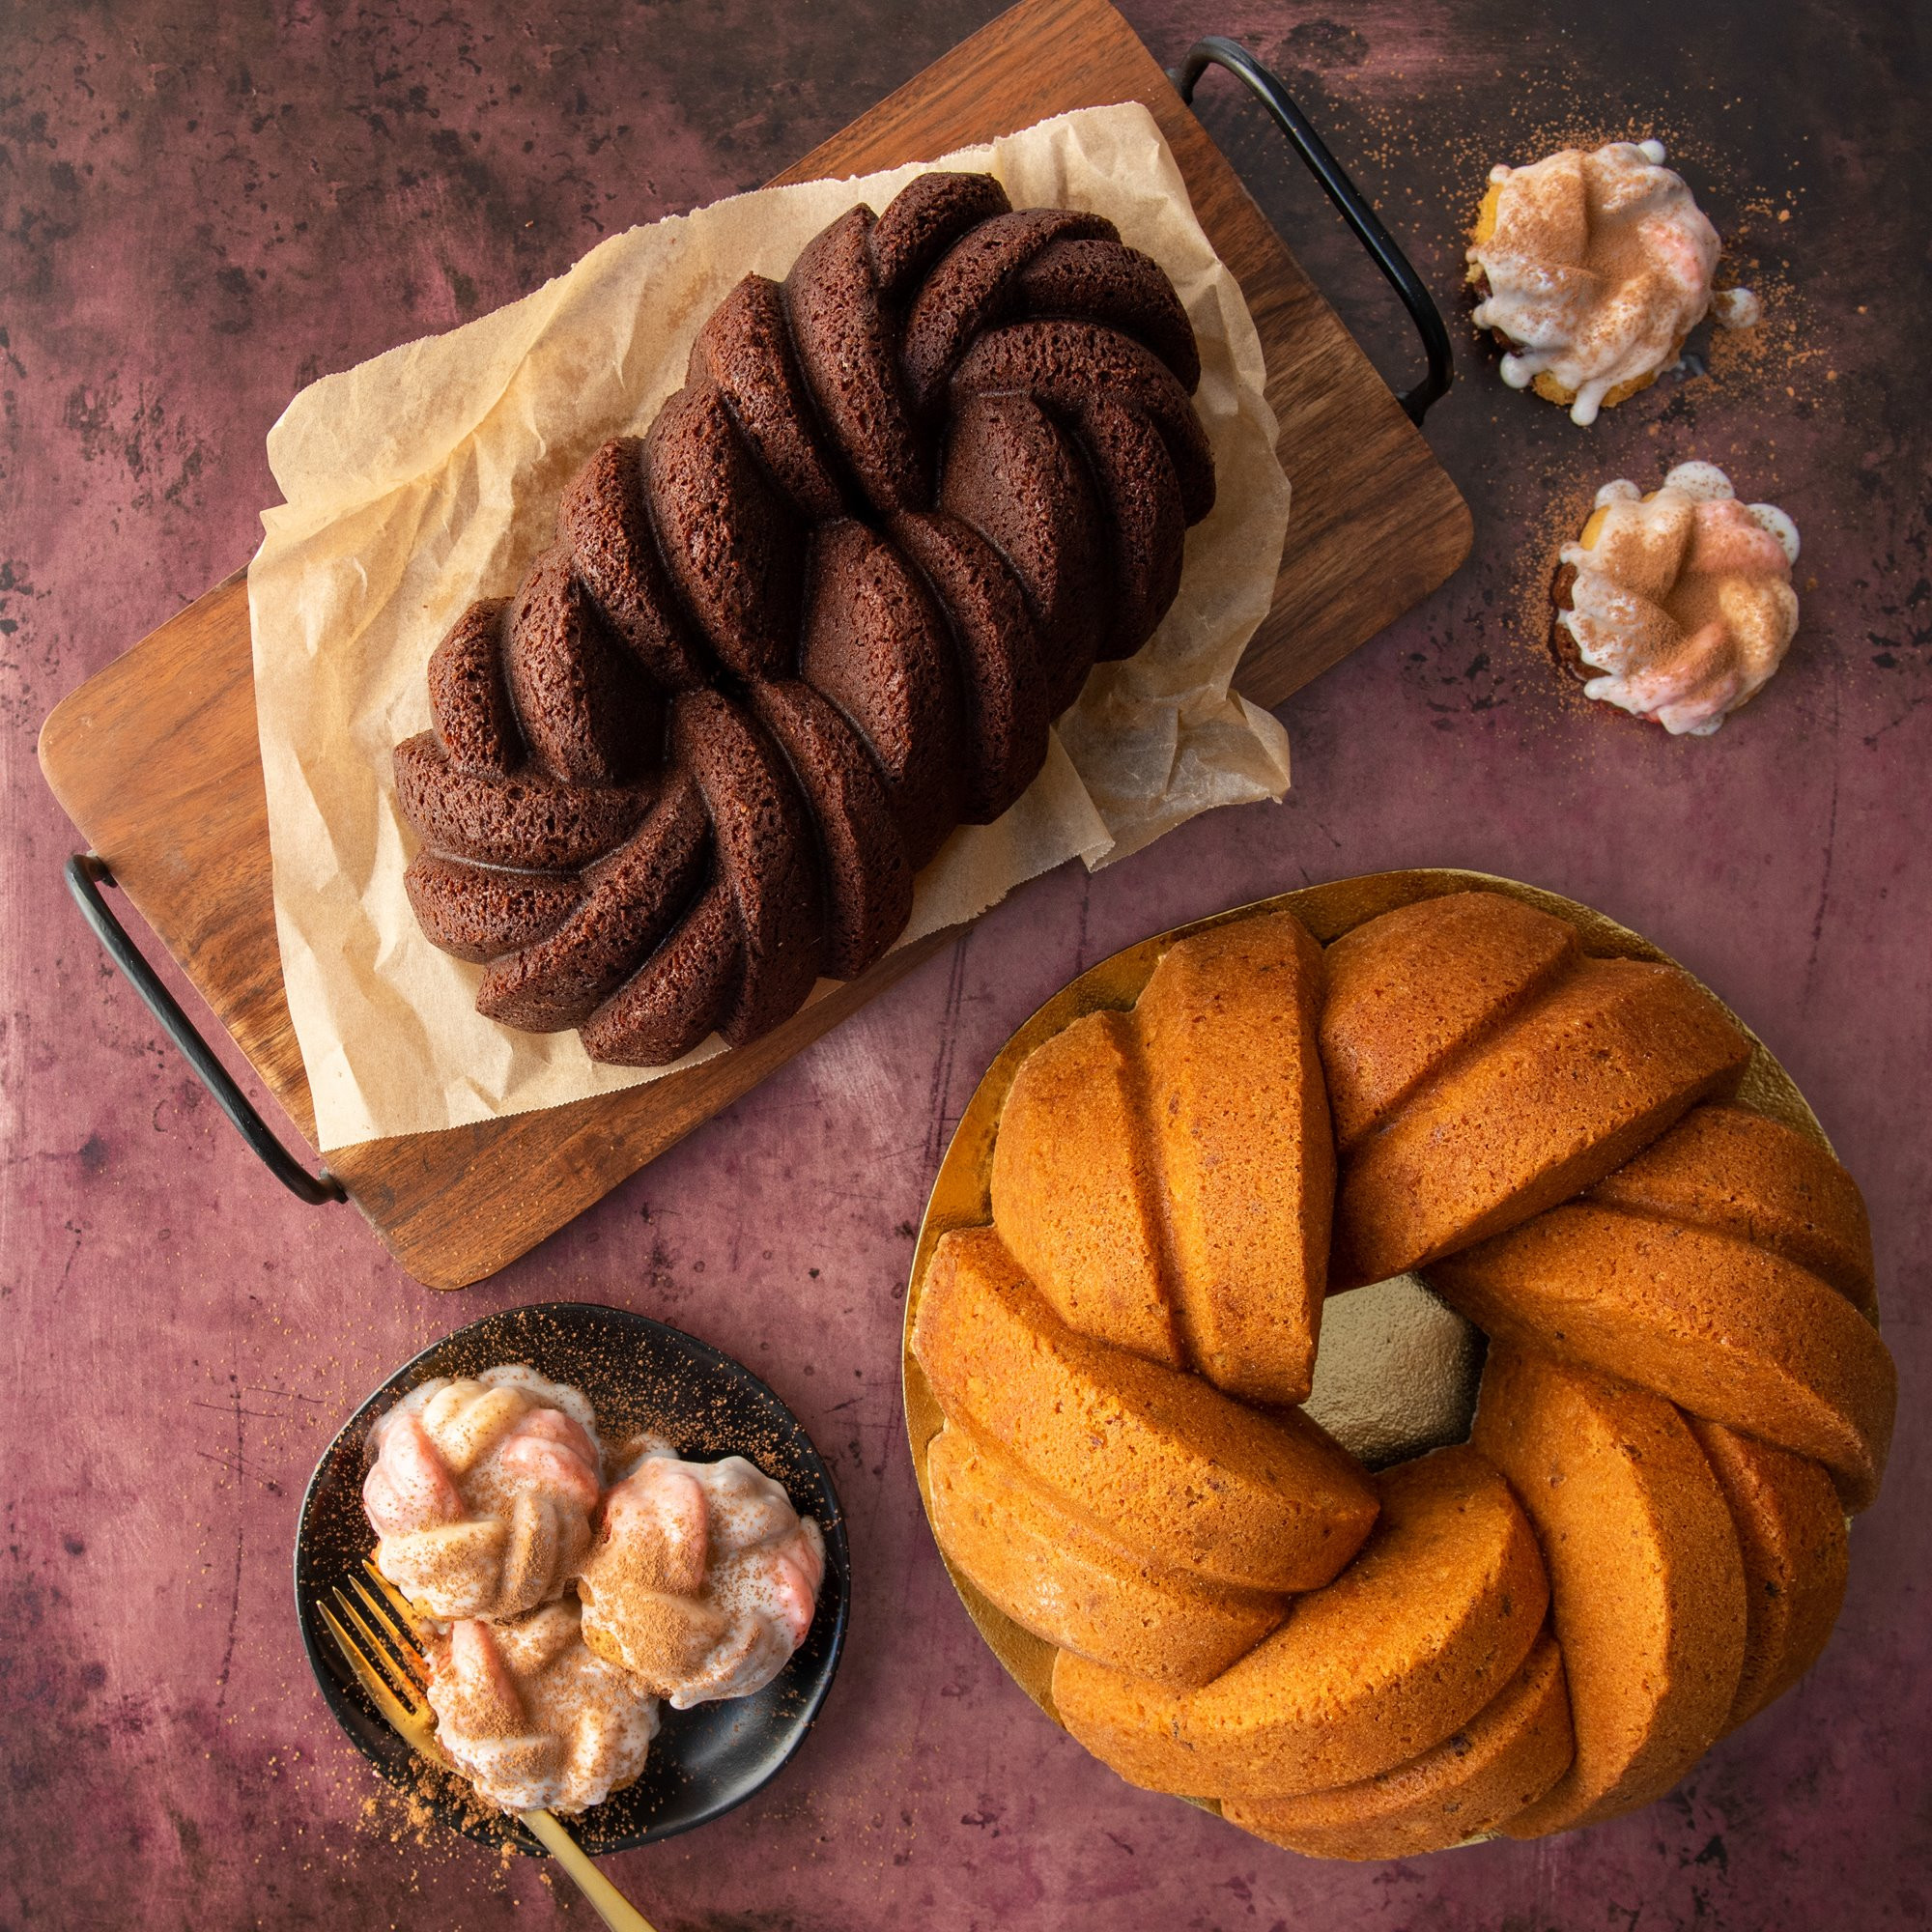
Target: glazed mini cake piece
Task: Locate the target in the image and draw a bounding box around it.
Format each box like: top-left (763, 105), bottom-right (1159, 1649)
top-left (575, 1440), bottom-right (825, 1709)
top-left (1467, 140), bottom-right (1759, 424)
top-left (1551, 461), bottom-right (1802, 736)
top-left (424, 1598), bottom-right (660, 1815)
top-left (362, 1365), bottom-right (603, 1622)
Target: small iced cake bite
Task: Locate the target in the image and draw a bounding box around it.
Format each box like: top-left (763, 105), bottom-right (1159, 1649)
top-left (1468, 140), bottom-right (1759, 425)
top-left (424, 1598), bottom-right (659, 1815)
top-left (363, 1365), bottom-right (604, 1622)
top-left (575, 1442), bottom-right (826, 1710)
top-left (1551, 460), bottom-right (1801, 736)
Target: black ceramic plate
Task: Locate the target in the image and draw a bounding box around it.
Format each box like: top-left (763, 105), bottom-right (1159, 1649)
top-left (295, 1300), bottom-right (849, 1855)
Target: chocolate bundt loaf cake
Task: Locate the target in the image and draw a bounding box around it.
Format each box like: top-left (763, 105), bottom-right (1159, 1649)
top-left (393, 171), bottom-right (1214, 1065)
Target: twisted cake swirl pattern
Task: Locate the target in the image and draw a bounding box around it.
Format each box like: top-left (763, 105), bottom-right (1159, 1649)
top-left (393, 171), bottom-right (1213, 1065)
top-left (913, 894), bottom-right (1896, 1858)
top-left (363, 1365), bottom-right (605, 1623)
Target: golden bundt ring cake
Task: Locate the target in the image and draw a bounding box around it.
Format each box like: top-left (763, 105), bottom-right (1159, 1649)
top-left (900, 868), bottom-right (1894, 1862)
top-left (392, 170), bottom-right (1214, 1066)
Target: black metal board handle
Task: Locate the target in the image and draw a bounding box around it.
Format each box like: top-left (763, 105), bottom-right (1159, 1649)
top-left (64, 853), bottom-right (346, 1206)
top-left (1171, 36), bottom-right (1454, 425)
top-left (60, 63), bottom-right (1440, 1208)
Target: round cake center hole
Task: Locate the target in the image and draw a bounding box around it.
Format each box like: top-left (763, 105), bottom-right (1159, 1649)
top-left (1302, 1274), bottom-right (1483, 1470)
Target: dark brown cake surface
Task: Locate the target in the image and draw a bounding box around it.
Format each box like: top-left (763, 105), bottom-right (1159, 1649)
top-left (427, 599), bottom-right (519, 776)
top-left (750, 678), bottom-right (914, 980)
top-left (581, 875), bottom-right (741, 1067)
top-left (558, 437), bottom-right (709, 692)
top-left (504, 546), bottom-right (655, 785)
top-left (800, 519), bottom-right (965, 870)
top-left (475, 776), bottom-right (709, 1031)
top-left (940, 390), bottom-right (1105, 716)
top-left (901, 208), bottom-right (1116, 414)
top-left (675, 689), bottom-right (825, 1045)
top-left (891, 509), bottom-right (1049, 824)
top-left (784, 206), bottom-right (929, 517)
top-left (866, 170), bottom-right (1012, 304)
top-left (394, 168), bottom-right (1214, 1065)
top-left (1015, 237), bottom-right (1202, 391)
top-left (645, 385), bottom-right (803, 680)
top-left (954, 320), bottom-right (1215, 523)
top-left (403, 854), bottom-right (581, 963)
top-left (394, 733), bottom-right (646, 870)
top-left (1066, 394), bottom-right (1186, 663)
top-left (690, 276), bottom-right (846, 525)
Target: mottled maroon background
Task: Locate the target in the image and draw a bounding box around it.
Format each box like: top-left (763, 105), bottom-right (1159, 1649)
top-left (3, 2), bottom-right (1926, 1926)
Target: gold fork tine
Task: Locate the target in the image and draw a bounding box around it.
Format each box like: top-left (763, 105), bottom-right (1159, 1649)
top-left (360, 1558), bottom-right (427, 1634)
top-left (347, 1575), bottom-right (430, 1679)
top-left (313, 1580), bottom-right (659, 1932)
top-left (318, 1603), bottom-right (437, 1747)
top-left (330, 1588), bottom-right (428, 1715)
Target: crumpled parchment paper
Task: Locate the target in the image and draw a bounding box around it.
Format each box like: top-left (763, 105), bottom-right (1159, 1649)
top-left (250, 102), bottom-right (1293, 1151)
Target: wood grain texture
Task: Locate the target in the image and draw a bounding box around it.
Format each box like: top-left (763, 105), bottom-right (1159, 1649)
top-left (35, 0), bottom-right (1468, 1290)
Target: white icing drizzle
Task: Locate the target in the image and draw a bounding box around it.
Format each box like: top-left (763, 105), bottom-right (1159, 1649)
top-left (1469, 141), bottom-right (1758, 425)
top-left (426, 1599), bottom-right (660, 1815)
top-left (576, 1447), bottom-right (826, 1711)
top-left (363, 1364), bottom-right (605, 1622)
top-left (1556, 461), bottom-right (1801, 735)
top-left (1713, 286), bottom-right (1763, 328)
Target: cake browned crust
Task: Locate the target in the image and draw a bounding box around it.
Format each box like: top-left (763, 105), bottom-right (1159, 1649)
top-left (922, 889), bottom-right (1892, 1857)
top-left (924, 1422), bottom-right (1288, 1689)
top-left (989, 911), bottom-right (1334, 1406)
top-left (1430, 1199), bottom-right (1895, 1511)
top-left (396, 171), bottom-right (1213, 1064)
top-left (1689, 1418), bottom-right (1849, 1731)
top-left (1586, 1102), bottom-right (1877, 1314)
top-left (1324, 894), bottom-right (1753, 1284)
top-left (393, 734), bottom-right (647, 870)
top-left (890, 509), bottom-right (1050, 821)
top-left (1472, 1347), bottom-right (1747, 1836)
top-left (1052, 1445), bottom-right (1549, 1801)
top-left (911, 1226), bottom-right (1378, 1596)
top-left (1222, 1631), bottom-right (1574, 1861)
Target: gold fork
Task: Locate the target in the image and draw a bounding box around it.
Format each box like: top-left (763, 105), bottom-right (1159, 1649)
top-left (318, 1563), bottom-right (659, 1932)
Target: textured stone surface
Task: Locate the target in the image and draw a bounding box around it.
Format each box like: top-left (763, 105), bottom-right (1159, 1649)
top-left (3, 1), bottom-right (1926, 1926)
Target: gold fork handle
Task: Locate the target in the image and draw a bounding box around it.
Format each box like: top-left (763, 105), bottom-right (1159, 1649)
top-left (520, 1808), bottom-right (659, 1932)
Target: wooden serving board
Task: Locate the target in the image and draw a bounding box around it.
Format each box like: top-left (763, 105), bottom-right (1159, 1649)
top-left (37, 0), bottom-right (1471, 1290)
